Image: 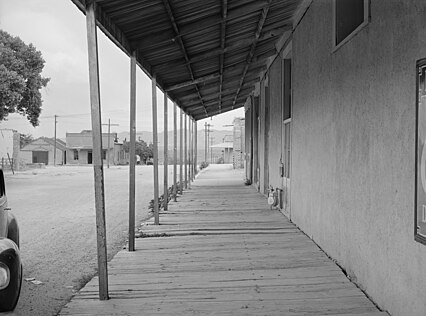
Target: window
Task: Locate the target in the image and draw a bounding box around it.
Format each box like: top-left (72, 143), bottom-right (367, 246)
top-left (415, 59), bottom-right (426, 245)
top-left (102, 150), bottom-right (107, 160)
top-left (333, 0), bottom-right (369, 49)
top-left (73, 150), bottom-right (79, 160)
top-left (282, 59), bottom-right (291, 121)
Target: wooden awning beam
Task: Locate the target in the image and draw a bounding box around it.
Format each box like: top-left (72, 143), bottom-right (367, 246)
top-left (218, 0), bottom-right (228, 112)
top-left (162, 0), bottom-right (208, 116)
top-left (165, 60), bottom-right (266, 92)
top-left (232, 0), bottom-right (271, 108)
top-left (187, 26), bottom-right (290, 64)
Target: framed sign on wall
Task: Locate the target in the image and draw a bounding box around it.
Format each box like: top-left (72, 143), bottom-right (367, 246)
top-left (415, 58), bottom-right (426, 245)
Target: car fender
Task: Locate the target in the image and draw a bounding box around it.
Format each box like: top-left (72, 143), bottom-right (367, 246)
top-left (7, 212), bottom-right (19, 248)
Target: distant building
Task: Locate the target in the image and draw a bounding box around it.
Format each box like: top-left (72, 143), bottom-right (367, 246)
top-left (66, 130), bottom-right (126, 165)
top-left (20, 137), bottom-right (66, 165)
top-left (232, 117), bottom-right (245, 169)
top-left (210, 141), bottom-right (233, 164)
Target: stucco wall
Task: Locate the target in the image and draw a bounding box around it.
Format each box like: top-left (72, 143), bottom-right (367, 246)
top-left (291, 1), bottom-right (426, 315)
top-left (0, 129), bottom-right (15, 160)
top-left (66, 149), bottom-right (89, 165)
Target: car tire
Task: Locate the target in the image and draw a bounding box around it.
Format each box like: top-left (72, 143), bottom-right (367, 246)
top-left (0, 239), bottom-right (22, 312)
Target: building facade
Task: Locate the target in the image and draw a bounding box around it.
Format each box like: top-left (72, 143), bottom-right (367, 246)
top-left (244, 1), bottom-right (426, 315)
top-left (66, 130), bottom-right (123, 165)
top-left (20, 137), bottom-right (66, 165)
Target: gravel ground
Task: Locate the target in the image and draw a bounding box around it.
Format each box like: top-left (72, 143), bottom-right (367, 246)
top-left (3, 165), bottom-right (172, 316)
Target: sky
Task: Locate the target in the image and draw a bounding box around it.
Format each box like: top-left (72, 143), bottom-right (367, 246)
top-left (0, 0), bottom-right (244, 141)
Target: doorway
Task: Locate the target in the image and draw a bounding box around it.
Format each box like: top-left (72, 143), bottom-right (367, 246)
top-left (32, 151), bottom-right (48, 165)
top-left (87, 151), bottom-right (93, 164)
top-left (281, 58), bottom-right (291, 218)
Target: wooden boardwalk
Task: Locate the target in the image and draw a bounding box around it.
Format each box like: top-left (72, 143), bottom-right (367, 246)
top-left (60, 165), bottom-right (387, 316)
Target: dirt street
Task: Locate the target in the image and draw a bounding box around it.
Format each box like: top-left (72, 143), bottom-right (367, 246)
top-left (3, 165), bottom-right (171, 316)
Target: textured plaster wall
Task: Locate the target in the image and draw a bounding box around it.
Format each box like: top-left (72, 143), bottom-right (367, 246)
top-left (291, 1), bottom-right (426, 315)
top-left (0, 129), bottom-right (14, 159)
top-left (48, 149), bottom-right (64, 165)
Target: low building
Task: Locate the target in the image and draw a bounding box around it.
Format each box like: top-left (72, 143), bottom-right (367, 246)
top-left (66, 130), bottom-right (125, 165)
top-left (210, 142), bottom-right (233, 164)
top-left (20, 137), bottom-right (66, 165)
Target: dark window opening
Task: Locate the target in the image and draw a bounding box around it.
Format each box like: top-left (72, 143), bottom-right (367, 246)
top-left (335, 0), bottom-right (368, 47)
top-left (283, 59), bottom-right (291, 121)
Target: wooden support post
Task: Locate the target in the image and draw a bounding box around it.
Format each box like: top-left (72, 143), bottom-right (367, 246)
top-left (191, 119), bottom-right (195, 180)
top-left (6, 153), bottom-right (14, 175)
top-left (179, 109), bottom-right (184, 194)
top-left (163, 92), bottom-right (168, 211)
top-left (194, 120), bottom-right (198, 176)
top-left (152, 75), bottom-right (160, 225)
top-left (107, 119), bottom-right (110, 168)
top-left (128, 51), bottom-right (136, 252)
top-left (188, 116), bottom-right (192, 188)
top-left (173, 102), bottom-right (177, 202)
top-left (184, 114), bottom-right (188, 189)
top-left (85, 0), bottom-right (109, 300)
top-left (54, 115), bottom-right (57, 166)
top-left (191, 119), bottom-right (194, 181)
top-left (204, 122), bottom-right (208, 162)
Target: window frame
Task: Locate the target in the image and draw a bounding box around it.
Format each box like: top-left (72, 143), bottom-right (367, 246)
top-left (73, 150), bottom-right (79, 161)
top-left (415, 58), bottom-right (426, 245)
top-left (332, 0), bottom-right (370, 52)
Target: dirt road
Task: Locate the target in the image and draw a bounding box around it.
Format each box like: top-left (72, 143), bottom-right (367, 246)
top-left (4, 165), bottom-right (172, 316)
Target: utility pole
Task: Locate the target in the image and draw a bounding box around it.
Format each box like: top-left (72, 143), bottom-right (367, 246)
top-left (102, 119), bottom-right (119, 168)
top-left (54, 115), bottom-right (58, 166)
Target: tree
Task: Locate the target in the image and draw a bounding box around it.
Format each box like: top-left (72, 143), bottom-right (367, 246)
top-left (0, 30), bottom-right (49, 126)
top-left (20, 133), bottom-right (33, 148)
top-left (123, 139), bottom-right (153, 164)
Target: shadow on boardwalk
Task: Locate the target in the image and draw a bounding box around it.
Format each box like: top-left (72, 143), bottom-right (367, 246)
top-left (60, 164), bottom-right (387, 316)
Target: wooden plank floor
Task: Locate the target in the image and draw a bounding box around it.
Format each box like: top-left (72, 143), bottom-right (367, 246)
top-left (60, 165), bottom-right (387, 316)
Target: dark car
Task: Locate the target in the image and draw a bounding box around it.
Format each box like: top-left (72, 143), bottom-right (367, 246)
top-left (0, 169), bottom-right (22, 312)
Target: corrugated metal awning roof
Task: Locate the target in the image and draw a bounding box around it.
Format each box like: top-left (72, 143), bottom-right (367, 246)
top-left (71, 0), bottom-right (303, 120)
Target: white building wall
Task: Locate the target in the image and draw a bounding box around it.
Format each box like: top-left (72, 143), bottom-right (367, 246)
top-left (290, 1), bottom-right (426, 315)
top-left (0, 129), bottom-right (15, 160)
